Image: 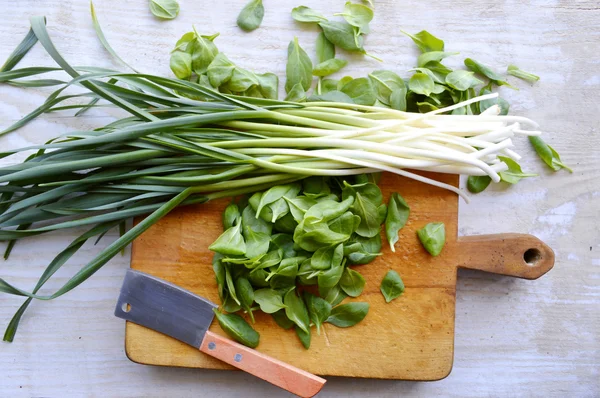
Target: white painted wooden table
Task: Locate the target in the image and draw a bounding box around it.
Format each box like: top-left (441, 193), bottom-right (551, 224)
top-left (1, 1), bottom-right (598, 396)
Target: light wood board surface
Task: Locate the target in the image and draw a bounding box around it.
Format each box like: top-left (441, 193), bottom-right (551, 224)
top-left (0, 0), bottom-right (598, 397)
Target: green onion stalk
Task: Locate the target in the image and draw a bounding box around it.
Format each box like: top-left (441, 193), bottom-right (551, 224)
top-left (0, 16), bottom-right (542, 341)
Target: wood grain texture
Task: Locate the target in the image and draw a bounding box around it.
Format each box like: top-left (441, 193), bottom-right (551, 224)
top-left (0, 0), bottom-right (598, 397)
top-left (199, 330), bottom-right (326, 398)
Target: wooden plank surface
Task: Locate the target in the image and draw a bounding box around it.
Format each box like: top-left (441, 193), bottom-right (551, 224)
top-left (0, 0), bottom-right (598, 396)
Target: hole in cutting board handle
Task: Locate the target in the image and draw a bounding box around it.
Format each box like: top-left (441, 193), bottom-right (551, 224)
top-left (121, 302), bottom-right (131, 313)
top-left (523, 248), bottom-right (542, 266)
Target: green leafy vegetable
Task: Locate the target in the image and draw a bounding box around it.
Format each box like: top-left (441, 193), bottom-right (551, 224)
top-left (417, 222), bottom-right (445, 256)
top-left (315, 31), bottom-right (335, 63)
top-left (445, 70), bottom-right (483, 91)
top-left (272, 309), bottom-right (295, 329)
top-left (409, 72), bottom-right (435, 96)
top-left (313, 58), bottom-right (348, 77)
top-left (237, 0), bottom-right (264, 32)
top-left (254, 288), bottom-right (286, 313)
top-left (209, 222), bottom-right (246, 255)
top-left (319, 21), bottom-right (363, 52)
top-left (213, 308), bottom-right (259, 348)
top-left (402, 30), bottom-right (444, 52)
top-left (339, 267), bottom-right (365, 297)
top-left (467, 176), bottom-right (492, 193)
top-left (207, 53), bottom-right (236, 87)
top-left (390, 88), bottom-right (407, 111)
top-left (385, 193), bottom-right (409, 252)
top-left (326, 302), bottom-right (369, 327)
top-left (529, 137), bottom-right (572, 172)
top-left (285, 37), bottom-right (313, 93)
top-left (336, 2), bottom-right (373, 31)
top-left (149, 0), bottom-right (180, 20)
top-left (291, 6), bottom-right (327, 23)
top-left (340, 77), bottom-right (376, 105)
top-left (222, 203), bottom-right (240, 230)
top-left (234, 277), bottom-right (255, 323)
top-left (498, 156), bottom-right (538, 184)
top-left (304, 292), bottom-right (331, 335)
top-left (169, 52), bottom-right (192, 80)
top-left (417, 51), bottom-right (458, 67)
top-left (380, 270), bottom-right (404, 303)
top-left (507, 65), bottom-right (540, 83)
top-left (464, 58), bottom-right (515, 89)
top-left (284, 288), bottom-right (310, 334)
top-left (368, 70), bottom-right (406, 105)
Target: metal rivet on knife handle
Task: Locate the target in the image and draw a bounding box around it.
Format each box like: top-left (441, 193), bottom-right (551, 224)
top-left (199, 330), bottom-right (326, 398)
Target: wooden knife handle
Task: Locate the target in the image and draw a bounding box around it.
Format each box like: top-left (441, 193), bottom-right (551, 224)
top-left (200, 330), bottom-right (326, 397)
top-left (456, 233), bottom-right (554, 279)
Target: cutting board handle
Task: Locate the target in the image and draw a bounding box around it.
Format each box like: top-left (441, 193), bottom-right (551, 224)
top-left (456, 233), bottom-right (554, 279)
top-left (200, 330), bottom-right (326, 397)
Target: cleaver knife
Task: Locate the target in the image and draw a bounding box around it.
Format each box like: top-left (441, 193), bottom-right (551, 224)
top-left (115, 269), bottom-right (326, 397)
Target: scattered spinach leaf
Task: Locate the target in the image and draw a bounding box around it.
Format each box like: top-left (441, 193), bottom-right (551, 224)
top-left (409, 72), bottom-right (434, 96)
top-left (295, 325), bottom-right (311, 349)
top-left (529, 136), bottom-right (572, 172)
top-left (339, 267), bottom-right (365, 297)
top-left (507, 65), bottom-right (540, 83)
top-left (402, 30), bottom-right (444, 52)
top-left (284, 288), bottom-right (311, 333)
top-left (498, 156), bottom-right (538, 184)
top-left (385, 193), bottom-right (410, 252)
top-left (326, 302), bottom-right (369, 328)
top-left (149, 0), bottom-right (180, 20)
top-left (467, 175), bottom-right (492, 193)
top-left (417, 222), bottom-right (445, 256)
top-left (380, 270), bottom-right (404, 303)
top-left (313, 58), bottom-right (348, 77)
top-left (237, 0), bottom-right (264, 32)
top-left (315, 31), bottom-right (335, 63)
top-left (304, 292), bottom-right (331, 335)
top-left (286, 37), bottom-right (313, 93)
top-left (254, 288), bottom-right (286, 314)
top-left (445, 70), bottom-right (483, 91)
top-left (464, 58), bottom-right (516, 89)
top-left (213, 308), bottom-right (259, 348)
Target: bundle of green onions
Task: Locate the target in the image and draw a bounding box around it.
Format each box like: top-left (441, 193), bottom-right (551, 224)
top-left (0, 17), bottom-right (541, 340)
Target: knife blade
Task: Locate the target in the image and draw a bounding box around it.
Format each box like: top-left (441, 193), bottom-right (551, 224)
top-left (115, 270), bottom-right (326, 398)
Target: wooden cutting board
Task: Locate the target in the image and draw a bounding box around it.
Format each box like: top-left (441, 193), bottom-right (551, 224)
top-left (126, 172), bottom-right (554, 380)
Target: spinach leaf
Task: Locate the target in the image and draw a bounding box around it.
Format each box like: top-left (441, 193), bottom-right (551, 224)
top-left (342, 182), bottom-right (383, 238)
top-left (319, 284), bottom-right (348, 306)
top-left (320, 78), bottom-right (338, 94)
top-left (445, 70), bottom-right (483, 91)
top-left (409, 72), bottom-right (434, 96)
top-left (326, 302), bottom-right (369, 328)
top-left (417, 51), bottom-right (458, 67)
top-left (254, 288), bottom-right (286, 313)
top-left (313, 58), bottom-right (348, 77)
top-left (319, 21), bottom-right (364, 52)
top-left (207, 53), bottom-right (236, 87)
top-left (297, 258), bottom-right (318, 285)
top-left (464, 58), bottom-right (516, 89)
top-left (340, 77), bottom-right (376, 105)
top-left (311, 245), bottom-right (335, 270)
top-left (272, 309), bottom-right (295, 329)
top-left (234, 277), bottom-right (255, 323)
top-left (248, 267), bottom-right (270, 287)
top-left (284, 288), bottom-right (310, 333)
top-left (337, 2), bottom-right (373, 30)
top-left (305, 195), bottom-right (354, 223)
top-left (295, 325), bottom-right (311, 349)
top-left (328, 211), bottom-right (361, 236)
top-left (390, 87), bottom-right (407, 111)
top-left (222, 202), bottom-right (240, 230)
top-left (479, 87), bottom-right (510, 115)
top-left (149, 0), bottom-right (180, 20)
top-left (285, 37), bottom-right (313, 93)
top-left (347, 234), bottom-right (382, 264)
top-left (226, 67), bottom-right (260, 92)
top-left (243, 229), bottom-right (270, 259)
top-left (213, 253), bottom-right (226, 300)
top-left (498, 156), bottom-right (537, 184)
top-left (507, 64), bottom-right (540, 83)
top-left (284, 196), bottom-right (317, 222)
top-left (209, 221), bottom-right (246, 255)
top-left (316, 31), bottom-right (335, 63)
top-left (273, 212), bottom-right (297, 234)
top-left (268, 257), bottom-right (301, 289)
top-left (190, 34), bottom-right (219, 75)
top-left (385, 192), bottom-right (410, 252)
top-left (213, 308), bottom-right (259, 348)
top-left (270, 234), bottom-right (296, 258)
top-left (528, 136), bottom-right (572, 172)
top-left (292, 6), bottom-right (327, 23)
top-left (339, 267), bottom-right (365, 297)
top-left (304, 292), bottom-right (332, 335)
top-left (294, 220), bottom-right (349, 252)
top-left (467, 175), bottom-right (492, 193)
top-left (242, 205), bottom-right (271, 235)
top-left (169, 52), bottom-right (192, 80)
top-left (256, 72), bottom-right (279, 100)
top-left (417, 222), bottom-right (445, 256)
top-left (284, 82), bottom-right (306, 102)
top-left (257, 183), bottom-right (301, 216)
top-left (402, 30), bottom-right (444, 52)
top-left (236, 0), bottom-right (264, 32)
top-left (222, 291), bottom-right (242, 313)
top-left (380, 270), bottom-right (405, 303)
top-left (317, 261), bottom-right (344, 288)
top-left (368, 70), bottom-right (406, 105)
